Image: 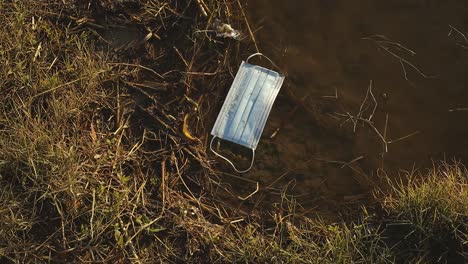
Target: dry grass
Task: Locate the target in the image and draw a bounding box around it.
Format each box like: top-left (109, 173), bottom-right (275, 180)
top-left (0, 0), bottom-right (466, 263)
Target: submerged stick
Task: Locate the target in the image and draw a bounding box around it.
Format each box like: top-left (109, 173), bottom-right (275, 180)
top-left (237, 0), bottom-right (260, 53)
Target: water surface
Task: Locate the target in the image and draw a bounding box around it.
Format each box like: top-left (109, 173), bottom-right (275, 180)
top-left (242, 0), bottom-right (468, 207)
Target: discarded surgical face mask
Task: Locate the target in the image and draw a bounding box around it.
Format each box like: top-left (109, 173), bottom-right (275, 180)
top-left (210, 53), bottom-right (285, 173)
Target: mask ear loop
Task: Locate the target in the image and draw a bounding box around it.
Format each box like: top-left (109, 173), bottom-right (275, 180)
top-left (210, 136), bottom-right (255, 173)
top-left (246, 53), bottom-right (282, 72)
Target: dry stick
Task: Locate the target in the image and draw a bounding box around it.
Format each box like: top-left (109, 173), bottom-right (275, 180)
top-left (33, 71), bottom-right (103, 98)
top-left (312, 157), bottom-right (375, 188)
top-left (382, 45), bottom-right (430, 79)
top-left (222, 171), bottom-right (258, 184)
top-left (116, 84), bottom-right (121, 129)
top-left (90, 189), bottom-right (96, 240)
top-left (449, 107), bottom-right (468, 112)
top-left (336, 111), bottom-right (357, 129)
top-left (172, 153), bottom-right (199, 206)
top-left (124, 81), bottom-right (168, 92)
top-left (336, 81), bottom-right (388, 151)
top-left (448, 25), bottom-right (468, 48)
top-left (322, 88), bottom-right (338, 99)
top-left (364, 36), bottom-right (430, 80)
top-left (158, 159), bottom-right (167, 212)
top-left (340, 155), bottom-right (365, 169)
top-left (173, 46), bottom-right (189, 67)
top-left (124, 214), bottom-right (162, 248)
top-left (399, 60), bottom-right (408, 80)
top-left (360, 117), bottom-right (388, 152)
top-left (268, 171), bottom-right (289, 188)
top-left (449, 25), bottom-right (468, 42)
top-left (195, 0), bottom-right (208, 17)
top-left (375, 40), bottom-right (416, 55)
top-left (237, 0), bottom-right (260, 54)
top-left (229, 218), bottom-right (244, 224)
top-left (368, 82), bottom-right (378, 121)
top-left (381, 113), bottom-right (389, 169)
top-left (223, 0), bottom-right (232, 16)
top-left (183, 71), bottom-right (219, 76)
top-left (336, 111), bottom-right (388, 152)
top-left (109, 62), bottom-right (164, 79)
top-left (356, 82), bottom-right (371, 131)
top-left (387, 130), bottom-right (420, 144)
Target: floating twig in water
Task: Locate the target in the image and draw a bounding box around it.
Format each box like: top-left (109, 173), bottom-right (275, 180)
top-left (449, 107), bottom-right (468, 112)
top-left (364, 35), bottom-right (432, 80)
top-left (322, 88), bottom-right (338, 99)
top-left (387, 131), bottom-right (420, 144)
top-left (448, 25), bottom-right (468, 49)
top-left (340, 155), bottom-right (365, 169)
top-left (335, 80), bottom-right (420, 153)
top-left (237, 0), bottom-right (259, 53)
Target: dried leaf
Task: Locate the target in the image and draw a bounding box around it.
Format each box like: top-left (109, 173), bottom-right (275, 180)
top-left (90, 122), bottom-right (97, 142)
top-left (183, 114), bottom-right (197, 141)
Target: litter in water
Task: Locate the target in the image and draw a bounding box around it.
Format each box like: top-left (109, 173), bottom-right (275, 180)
top-left (210, 53), bottom-right (285, 172)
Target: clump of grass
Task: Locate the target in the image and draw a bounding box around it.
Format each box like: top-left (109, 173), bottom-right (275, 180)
top-left (0, 1), bottom-right (154, 262)
top-left (381, 162), bottom-right (467, 263)
top-left (0, 0), bottom-right (246, 262)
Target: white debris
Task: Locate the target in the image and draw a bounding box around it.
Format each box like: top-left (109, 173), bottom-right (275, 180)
top-left (213, 20), bottom-right (241, 40)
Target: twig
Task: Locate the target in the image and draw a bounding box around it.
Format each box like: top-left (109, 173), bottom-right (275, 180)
top-left (183, 71), bottom-right (219, 76)
top-left (322, 88), bottom-right (338, 99)
top-left (236, 0), bottom-right (260, 53)
top-left (448, 25), bottom-right (468, 48)
top-left (109, 62), bottom-right (164, 79)
top-left (90, 189), bottom-right (96, 240)
top-left (33, 69), bottom-right (108, 98)
top-left (368, 81), bottom-right (378, 121)
top-left (173, 46), bottom-right (189, 67)
top-left (449, 107), bottom-right (468, 112)
top-left (364, 35), bottom-right (431, 80)
top-left (229, 218), bottom-right (245, 224)
top-left (195, 0), bottom-right (208, 17)
top-left (387, 131), bottom-right (420, 144)
top-left (381, 113), bottom-right (389, 168)
top-left (340, 155), bottom-right (365, 168)
top-left (357, 84), bottom-right (370, 121)
top-left (312, 157), bottom-right (375, 188)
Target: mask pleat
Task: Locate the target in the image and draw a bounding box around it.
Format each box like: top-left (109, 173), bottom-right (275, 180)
top-left (233, 67), bottom-right (269, 146)
top-left (251, 73), bottom-right (284, 148)
top-left (212, 61), bottom-right (250, 141)
top-left (223, 63), bottom-right (261, 142)
top-left (237, 68), bottom-right (271, 148)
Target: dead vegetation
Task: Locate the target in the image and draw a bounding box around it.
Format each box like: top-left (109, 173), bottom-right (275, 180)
top-left (0, 0), bottom-right (466, 263)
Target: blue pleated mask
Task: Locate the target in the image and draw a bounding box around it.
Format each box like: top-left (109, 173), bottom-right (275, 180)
top-left (210, 53), bottom-right (285, 172)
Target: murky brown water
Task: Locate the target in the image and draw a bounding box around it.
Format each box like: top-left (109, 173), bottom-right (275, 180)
top-left (238, 0), bottom-right (468, 208)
